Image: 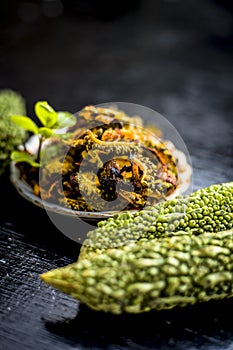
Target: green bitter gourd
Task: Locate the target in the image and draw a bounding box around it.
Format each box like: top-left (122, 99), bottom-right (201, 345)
top-left (0, 89), bottom-right (27, 175)
top-left (41, 229), bottom-right (233, 314)
top-left (40, 181), bottom-right (233, 314)
top-left (79, 182), bottom-right (233, 259)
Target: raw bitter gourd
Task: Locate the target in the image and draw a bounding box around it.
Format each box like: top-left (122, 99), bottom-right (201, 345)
top-left (0, 89), bottom-right (27, 175)
top-left (40, 229), bottom-right (233, 314)
top-left (79, 182), bottom-right (233, 259)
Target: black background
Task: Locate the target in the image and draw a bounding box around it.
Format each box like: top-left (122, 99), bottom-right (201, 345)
top-left (0, 1), bottom-right (233, 349)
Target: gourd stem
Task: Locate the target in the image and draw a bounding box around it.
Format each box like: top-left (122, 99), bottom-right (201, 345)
top-left (36, 135), bottom-right (44, 164)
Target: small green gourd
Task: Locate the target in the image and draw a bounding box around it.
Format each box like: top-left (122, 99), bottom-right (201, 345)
top-left (0, 89), bottom-right (27, 175)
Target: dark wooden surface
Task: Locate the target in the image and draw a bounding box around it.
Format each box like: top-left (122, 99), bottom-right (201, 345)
top-left (0, 1), bottom-right (233, 349)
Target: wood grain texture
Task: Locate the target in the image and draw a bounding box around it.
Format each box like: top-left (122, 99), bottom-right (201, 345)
top-left (0, 0), bottom-right (233, 349)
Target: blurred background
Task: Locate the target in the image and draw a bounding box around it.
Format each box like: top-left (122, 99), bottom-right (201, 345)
top-left (1, 1), bottom-right (232, 110)
top-left (0, 3), bottom-right (233, 350)
top-left (0, 0), bottom-right (233, 186)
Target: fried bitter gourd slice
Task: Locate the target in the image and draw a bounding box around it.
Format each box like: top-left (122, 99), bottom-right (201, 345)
top-left (40, 229), bottom-right (233, 314)
top-left (79, 182), bottom-right (233, 259)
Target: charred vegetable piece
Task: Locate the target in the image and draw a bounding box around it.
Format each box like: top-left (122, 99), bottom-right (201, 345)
top-left (79, 182), bottom-right (233, 259)
top-left (38, 105), bottom-right (179, 211)
top-left (40, 229), bottom-right (233, 314)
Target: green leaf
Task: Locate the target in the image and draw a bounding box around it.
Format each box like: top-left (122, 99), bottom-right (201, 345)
top-left (38, 127), bottom-right (54, 138)
top-left (57, 132), bottom-right (74, 140)
top-left (11, 115), bottom-right (39, 134)
top-left (35, 101), bottom-right (57, 128)
top-left (53, 111), bottom-right (76, 130)
top-left (11, 151), bottom-right (40, 167)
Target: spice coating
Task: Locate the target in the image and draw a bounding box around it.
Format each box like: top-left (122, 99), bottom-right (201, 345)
top-left (39, 105), bottom-right (179, 211)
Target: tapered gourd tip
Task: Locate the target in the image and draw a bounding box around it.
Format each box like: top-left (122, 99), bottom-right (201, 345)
top-left (39, 266), bottom-right (76, 295)
top-left (40, 269), bottom-right (59, 285)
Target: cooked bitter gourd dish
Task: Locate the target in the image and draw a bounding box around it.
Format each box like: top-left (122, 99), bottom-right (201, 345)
top-left (22, 105), bottom-right (190, 212)
top-left (41, 182), bottom-right (233, 314)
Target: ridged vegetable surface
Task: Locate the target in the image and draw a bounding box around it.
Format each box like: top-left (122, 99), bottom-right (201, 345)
top-left (41, 229), bottom-right (233, 314)
top-left (79, 182), bottom-right (233, 259)
top-left (0, 89), bottom-right (27, 175)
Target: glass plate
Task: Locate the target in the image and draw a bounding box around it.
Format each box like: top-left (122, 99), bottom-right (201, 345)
top-left (10, 144), bottom-right (192, 223)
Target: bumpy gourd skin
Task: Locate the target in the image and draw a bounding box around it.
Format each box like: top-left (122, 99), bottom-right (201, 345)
top-left (41, 229), bottom-right (233, 314)
top-left (41, 182), bottom-right (233, 314)
top-left (0, 89), bottom-right (27, 175)
top-left (79, 182), bottom-right (233, 259)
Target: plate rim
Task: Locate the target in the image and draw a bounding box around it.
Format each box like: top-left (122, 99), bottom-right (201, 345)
top-left (9, 140), bottom-right (192, 220)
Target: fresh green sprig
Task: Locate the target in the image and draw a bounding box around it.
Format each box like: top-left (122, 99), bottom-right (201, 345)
top-left (11, 101), bottom-right (76, 167)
